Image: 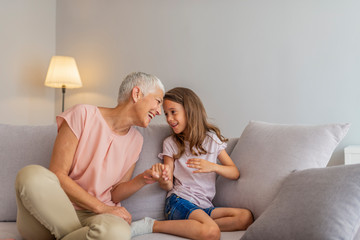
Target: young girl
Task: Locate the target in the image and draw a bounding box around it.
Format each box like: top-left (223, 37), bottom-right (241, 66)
top-left (150, 87), bottom-right (253, 240)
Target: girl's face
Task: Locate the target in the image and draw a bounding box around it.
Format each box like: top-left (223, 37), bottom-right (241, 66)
top-left (163, 99), bottom-right (187, 134)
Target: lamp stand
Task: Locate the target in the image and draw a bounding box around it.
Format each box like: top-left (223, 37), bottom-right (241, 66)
top-left (62, 85), bottom-right (66, 112)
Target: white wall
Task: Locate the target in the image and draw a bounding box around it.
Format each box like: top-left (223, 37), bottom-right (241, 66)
top-left (0, 0), bottom-right (56, 125)
top-left (2, 0), bottom-right (359, 165)
top-left (56, 0), bottom-right (360, 165)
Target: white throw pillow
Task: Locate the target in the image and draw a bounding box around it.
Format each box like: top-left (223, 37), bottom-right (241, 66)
top-left (213, 121), bottom-right (350, 219)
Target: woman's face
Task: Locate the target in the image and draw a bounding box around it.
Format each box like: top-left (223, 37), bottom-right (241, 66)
top-left (135, 87), bottom-right (164, 128)
top-left (163, 99), bottom-right (187, 134)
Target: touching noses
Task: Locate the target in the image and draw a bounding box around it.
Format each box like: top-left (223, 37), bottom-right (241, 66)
top-left (156, 105), bottom-right (162, 115)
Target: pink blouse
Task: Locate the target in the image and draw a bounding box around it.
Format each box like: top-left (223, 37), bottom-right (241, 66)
top-left (57, 104), bottom-right (143, 209)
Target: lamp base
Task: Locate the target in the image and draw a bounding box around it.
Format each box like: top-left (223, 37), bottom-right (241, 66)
top-left (62, 85), bottom-right (66, 112)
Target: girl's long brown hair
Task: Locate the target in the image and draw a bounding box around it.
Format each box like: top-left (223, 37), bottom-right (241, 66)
top-left (164, 87), bottom-right (228, 160)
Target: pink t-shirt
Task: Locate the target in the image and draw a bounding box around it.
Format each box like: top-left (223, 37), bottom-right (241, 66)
top-left (158, 132), bottom-right (227, 208)
top-left (56, 104), bottom-right (143, 209)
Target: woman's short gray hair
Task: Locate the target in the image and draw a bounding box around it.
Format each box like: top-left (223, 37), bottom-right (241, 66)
top-left (117, 72), bottom-right (165, 103)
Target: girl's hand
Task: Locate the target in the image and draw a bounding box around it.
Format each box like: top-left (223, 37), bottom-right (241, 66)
top-left (151, 163), bottom-right (171, 183)
top-left (187, 158), bottom-right (216, 173)
top-left (161, 164), bottom-right (171, 182)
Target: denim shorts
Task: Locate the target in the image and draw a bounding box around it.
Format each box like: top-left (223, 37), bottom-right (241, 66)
top-left (164, 193), bottom-right (216, 220)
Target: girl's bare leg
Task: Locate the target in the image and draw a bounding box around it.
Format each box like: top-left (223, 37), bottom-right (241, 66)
top-left (210, 207), bottom-right (253, 231)
top-left (153, 209), bottom-right (221, 240)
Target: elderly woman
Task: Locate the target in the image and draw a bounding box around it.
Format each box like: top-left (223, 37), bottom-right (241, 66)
top-left (15, 72), bottom-right (165, 240)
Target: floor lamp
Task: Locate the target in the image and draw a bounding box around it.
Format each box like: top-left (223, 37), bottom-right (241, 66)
top-left (44, 56), bottom-right (82, 112)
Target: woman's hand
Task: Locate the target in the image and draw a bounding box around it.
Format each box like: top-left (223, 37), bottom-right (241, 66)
top-left (151, 163), bottom-right (170, 183)
top-left (149, 163), bottom-right (173, 191)
top-left (142, 168), bottom-right (160, 184)
top-left (99, 205), bottom-right (132, 224)
top-left (187, 158), bottom-right (216, 173)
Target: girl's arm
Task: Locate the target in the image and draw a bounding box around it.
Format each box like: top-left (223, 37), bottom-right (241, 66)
top-left (155, 156), bottom-right (174, 191)
top-left (187, 149), bottom-right (240, 180)
top-left (216, 149), bottom-right (240, 180)
top-left (111, 164), bottom-right (159, 204)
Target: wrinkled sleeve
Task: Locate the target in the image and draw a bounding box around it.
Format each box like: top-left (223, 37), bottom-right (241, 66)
top-left (158, 136), bottom-right (177, 160)
top-left (218, 140), bottom-right (227, 155)
top-left (56, 104), bottom-right (85, 139)
top-left (210, 132), bottom-right (227, 156)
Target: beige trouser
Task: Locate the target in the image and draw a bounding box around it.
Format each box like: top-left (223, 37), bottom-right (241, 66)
top-left (15, 165), bottom-right (131, 240)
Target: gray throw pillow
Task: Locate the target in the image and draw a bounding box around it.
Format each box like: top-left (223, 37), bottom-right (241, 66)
top-left (241, 164), bottom-right (360, 240)
top-left (213, 121), bottom-right (350, 219)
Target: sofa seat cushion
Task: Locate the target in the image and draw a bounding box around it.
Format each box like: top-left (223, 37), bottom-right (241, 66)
top-left (132, 231), bottom-right (245, 240)
top-left (0, 222), bottom-right (22, 240)
top-left (214, 121), bottom-right (350, 219)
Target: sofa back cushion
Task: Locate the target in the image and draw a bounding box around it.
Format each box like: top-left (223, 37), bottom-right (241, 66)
top-left (121, 124), bottom-right (172, 221)
top-left (0, 124), bottom-right (57, 221)
top-left (0, 123), bottom-right (238, 222)
top-left (121, 124), bottom-right (239, 221)
top-left (213, 121), bottom-right (350, 219)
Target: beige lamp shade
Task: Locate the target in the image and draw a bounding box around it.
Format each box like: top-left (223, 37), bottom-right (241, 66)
top-left (44, 56), bottom-right (82, 88)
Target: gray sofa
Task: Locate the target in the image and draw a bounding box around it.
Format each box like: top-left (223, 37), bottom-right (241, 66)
top-left (1, 121), bottom-right (360, 240)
